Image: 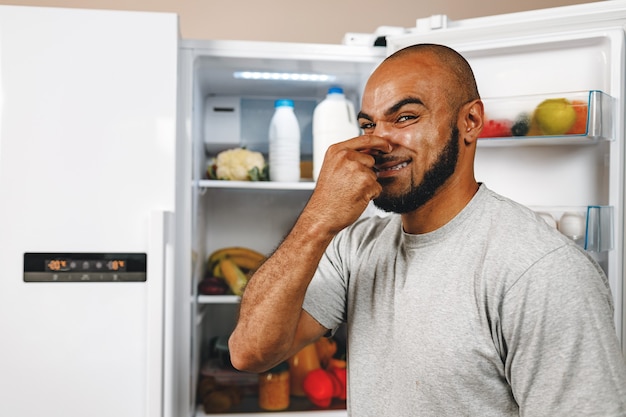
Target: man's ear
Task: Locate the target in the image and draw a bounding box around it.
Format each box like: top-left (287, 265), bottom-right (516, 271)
top-left (461, 99), bottom-right (484, 145)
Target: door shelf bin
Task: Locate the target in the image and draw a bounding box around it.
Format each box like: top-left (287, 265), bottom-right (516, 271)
top-left (531, 205), bottom-right (614, 252)
top-left (478, 90), bottom-right (613, 146)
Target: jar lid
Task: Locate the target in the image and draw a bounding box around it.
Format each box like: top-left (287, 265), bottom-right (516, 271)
top-left (266, 361), bottom-right (290, 373)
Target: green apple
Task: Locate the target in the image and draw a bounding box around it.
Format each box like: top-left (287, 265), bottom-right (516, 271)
top-left (534, 98), bottom-right (576, 135)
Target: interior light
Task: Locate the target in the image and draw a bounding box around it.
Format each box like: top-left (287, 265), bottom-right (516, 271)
top-left (233, 71), bottom-right (336, 82)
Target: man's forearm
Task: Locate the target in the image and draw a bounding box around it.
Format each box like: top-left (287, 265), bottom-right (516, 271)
top-left (228, 210), bottom-right (335, 373)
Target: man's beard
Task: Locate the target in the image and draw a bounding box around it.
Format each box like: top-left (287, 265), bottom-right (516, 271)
top-left (373, 126), bottom-right (460, 214)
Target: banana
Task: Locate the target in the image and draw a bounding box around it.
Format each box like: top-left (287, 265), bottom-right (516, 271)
top-left (227, 253), bottom-right (266, 271)
top-left (208, 246), bottom-right (266, 271)
top-left (219, 258), bottom-right (248, 296)
top-left (212, 261), bottom-right (224, 278)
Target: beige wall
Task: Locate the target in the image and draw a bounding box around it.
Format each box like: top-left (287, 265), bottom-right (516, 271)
top-left (0, 0), bottom-right (604, 43)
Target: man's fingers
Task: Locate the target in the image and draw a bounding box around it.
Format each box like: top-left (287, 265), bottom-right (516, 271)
top-left (340, 135), bottom-right (392, 154)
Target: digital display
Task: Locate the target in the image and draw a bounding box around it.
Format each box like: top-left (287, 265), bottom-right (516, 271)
top-left (45, 258), bottom-right (127, 272)
top-left (24, 253), bottom-right (146, 282)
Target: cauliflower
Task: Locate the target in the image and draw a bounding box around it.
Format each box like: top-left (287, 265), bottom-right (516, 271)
top-left (212, 148), bottom-right (267, 181)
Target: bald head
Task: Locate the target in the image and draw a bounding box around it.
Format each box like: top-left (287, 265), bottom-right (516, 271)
top-left (383, 44), bottom-right (480, 111)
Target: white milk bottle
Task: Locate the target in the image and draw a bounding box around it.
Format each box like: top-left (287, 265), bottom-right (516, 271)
top-left (269, 99), bottom-right (301, 182)
top-left (312, 86), bottom-right (361, 181)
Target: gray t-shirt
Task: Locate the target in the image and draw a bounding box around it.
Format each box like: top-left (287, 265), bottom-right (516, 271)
top-left (303, 185), bottom-right (626, 416)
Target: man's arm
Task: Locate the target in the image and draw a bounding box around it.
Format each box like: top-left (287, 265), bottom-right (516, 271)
top-left (228, 135), bottom-right (391, 373)
top-left (504, 248), bottom-right (626, 414)
top-left (228, 213), bottom-right (333, 373)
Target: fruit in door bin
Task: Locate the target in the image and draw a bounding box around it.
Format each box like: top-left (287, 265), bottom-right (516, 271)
top-left (510, 113), bottom-right (531, 136)
top-left (565, 100), bottom-right (589, 135)
top-left (479, 118), bottom-right (513, 138)
top-left (526, 114), bottom-right (543, 136)
top-left (533, 98), bottom-right (577, 135)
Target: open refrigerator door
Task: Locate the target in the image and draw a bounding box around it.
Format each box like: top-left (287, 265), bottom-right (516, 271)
top-left (385, 0), bottom-right (626, 353)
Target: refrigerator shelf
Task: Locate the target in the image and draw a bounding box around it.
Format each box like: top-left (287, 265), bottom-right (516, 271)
top-left (198, 294), bottom-right (241, 304)
top-left (195, 399), bottom-right (347, 416)
top-left (199, 179), bottom-right (316, 191)
top-left (477, 90), bottom-right (613, 146)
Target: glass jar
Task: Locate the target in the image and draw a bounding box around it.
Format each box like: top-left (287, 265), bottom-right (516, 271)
top-left (258, 362), bottom-right (290, 411)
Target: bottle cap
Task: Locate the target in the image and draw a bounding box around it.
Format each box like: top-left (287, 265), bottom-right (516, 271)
top-left (328, 86), bottom-right (344, 95)
top-left (274, 99), bottom-right (294, 108)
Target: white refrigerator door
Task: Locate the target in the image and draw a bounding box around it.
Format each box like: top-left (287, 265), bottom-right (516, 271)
top-left (387, 0), bottom-right (626, 352)
top-left (0, 6), bottom-right (179, 417)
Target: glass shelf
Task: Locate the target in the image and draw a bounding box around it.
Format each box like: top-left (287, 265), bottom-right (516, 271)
top-left (195, 401), bottom-right (347, 417)
top-left (198, 179), bottom-right (315, 191)
top-left (477, 90), bottom-right (613, 146)
top-left (198, 294), bottom-right (241, 304)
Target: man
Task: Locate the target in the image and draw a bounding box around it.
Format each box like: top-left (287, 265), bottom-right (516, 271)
top-left (229, 44), bottom-right (626, 415)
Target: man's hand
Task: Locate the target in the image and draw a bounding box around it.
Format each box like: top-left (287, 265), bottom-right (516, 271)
top-left (305, 135), bottom-right (392, 234)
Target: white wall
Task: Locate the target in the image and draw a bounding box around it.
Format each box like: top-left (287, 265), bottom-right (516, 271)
top-left (0, 0), bottom-right (604, 43)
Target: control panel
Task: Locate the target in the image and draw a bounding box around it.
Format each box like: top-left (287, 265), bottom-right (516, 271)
top-left (24, 253), bottom-right (147, 282)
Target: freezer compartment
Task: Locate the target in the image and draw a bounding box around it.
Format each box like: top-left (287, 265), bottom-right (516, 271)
top-left (478, 90), bottom-right (613, 145)
top-left (532, 205), bottom-right (614, 252)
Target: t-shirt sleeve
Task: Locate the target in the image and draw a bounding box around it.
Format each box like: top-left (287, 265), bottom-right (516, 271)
top-left (501, 245), bottom-right (626, 415)
top-left (302, 235), bottom-right (349, 334)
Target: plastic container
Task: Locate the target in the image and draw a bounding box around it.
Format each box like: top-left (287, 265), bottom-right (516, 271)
top-left (258, 362), bottom-right (290, 411)
top-left (312, 86), bottom-right (361, 181)
top-left (531, 205), bottom-right (614, 252)
top-left (269, 99), bottom-right (301, 182)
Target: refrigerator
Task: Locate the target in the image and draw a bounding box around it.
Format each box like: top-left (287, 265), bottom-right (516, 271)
top-left (0, 1), bottom-right (624, 417)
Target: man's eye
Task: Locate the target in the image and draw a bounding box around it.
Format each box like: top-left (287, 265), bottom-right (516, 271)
top-left (397, 115), bottom-right (417, 123)
top-left (360, 122), bottom-right (375, 130)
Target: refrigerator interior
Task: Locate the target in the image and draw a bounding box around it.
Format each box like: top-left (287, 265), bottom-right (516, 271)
top-left (182, 39), bottom-right (385, 415)
top-left (388, 22), bottom-right (625, 349)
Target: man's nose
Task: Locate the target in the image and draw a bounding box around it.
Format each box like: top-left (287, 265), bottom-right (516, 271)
top-left (372, 121), bottom-right (400, 147)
